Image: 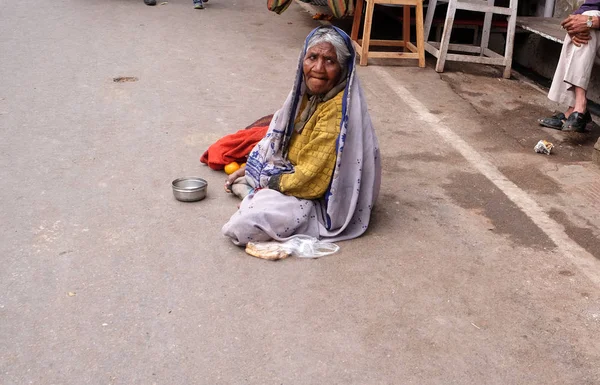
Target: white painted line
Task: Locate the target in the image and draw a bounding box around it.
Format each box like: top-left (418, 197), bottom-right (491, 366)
top-left (372, 66), bottom-right (600, 287)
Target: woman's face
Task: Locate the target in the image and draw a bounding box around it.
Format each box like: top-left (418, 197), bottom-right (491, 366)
top-left (303, 42), bottom-right (342, 95)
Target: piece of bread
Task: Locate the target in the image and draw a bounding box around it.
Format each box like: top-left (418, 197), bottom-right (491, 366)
top-left (245, 242), bottom-right (291, 261)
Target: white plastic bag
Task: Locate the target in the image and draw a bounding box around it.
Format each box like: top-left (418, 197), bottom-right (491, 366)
top-left (534, 140), bottom-right (554, 155)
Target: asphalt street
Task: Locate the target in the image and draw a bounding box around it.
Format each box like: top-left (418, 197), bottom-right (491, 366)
top-left (1, 0), bottom-right (599, 384)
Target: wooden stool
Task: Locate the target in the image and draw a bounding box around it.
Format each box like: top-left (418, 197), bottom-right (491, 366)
top-left (423, 0), bottom-right (518, 78)
top-left (350, 0), bottom-right (425, 67)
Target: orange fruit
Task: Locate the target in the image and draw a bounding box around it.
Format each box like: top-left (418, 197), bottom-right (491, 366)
top-left (240, 163), bottom-right (246, 168)
top-left (224, 162), bottom-right (240, 175)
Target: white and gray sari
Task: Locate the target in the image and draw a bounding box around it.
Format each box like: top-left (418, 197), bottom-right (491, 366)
top-left (222, 26), bottom-right (381, 246)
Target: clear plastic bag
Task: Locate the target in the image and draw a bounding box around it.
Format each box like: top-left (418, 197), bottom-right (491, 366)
top-left (281, 235), bottom-right (340, 258)
top-left (245, 235), bottom-right (340, 260)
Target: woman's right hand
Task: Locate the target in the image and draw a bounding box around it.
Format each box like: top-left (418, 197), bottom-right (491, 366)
top-left (224, 164), bottom-right (246, 193)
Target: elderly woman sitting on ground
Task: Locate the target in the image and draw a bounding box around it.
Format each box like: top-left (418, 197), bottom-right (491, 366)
top-left (222, 26), bottom-right (381, 246)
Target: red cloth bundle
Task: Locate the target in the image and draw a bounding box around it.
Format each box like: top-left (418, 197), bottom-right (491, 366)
top-left (200, 115), bottom-right (272, 170)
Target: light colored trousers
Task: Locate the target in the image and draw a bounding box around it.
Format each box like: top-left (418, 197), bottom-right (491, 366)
top-left (548, 10), bottom-right (600, 106)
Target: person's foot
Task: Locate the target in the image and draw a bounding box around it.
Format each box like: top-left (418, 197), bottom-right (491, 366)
top-left (194, 2), bottom-right (204, 9)
top-left (144, 0), bottom-right (157, 5)
top-left (562, 110), bottom-right (592, 132)
top-left (538, 112), bottom-right (566, 130)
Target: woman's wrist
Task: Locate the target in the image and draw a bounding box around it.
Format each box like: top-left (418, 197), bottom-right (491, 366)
top-left (267, 175), bottom-right (281, 191)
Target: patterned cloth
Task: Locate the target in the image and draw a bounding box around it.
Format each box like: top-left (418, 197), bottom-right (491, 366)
top-left (326, 0), bottom-right (354, 18)
top-left (222, 26), bottom-right (381, 245)
top-left (269, 0), bottom-right (354, 17)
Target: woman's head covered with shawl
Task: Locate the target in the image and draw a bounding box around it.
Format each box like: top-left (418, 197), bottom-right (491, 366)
top-left (302, 26), bottom-right (351, 95)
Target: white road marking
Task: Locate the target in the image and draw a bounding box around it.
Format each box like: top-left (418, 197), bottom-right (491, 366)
top-left (373, 67), bottom-right (600, 287)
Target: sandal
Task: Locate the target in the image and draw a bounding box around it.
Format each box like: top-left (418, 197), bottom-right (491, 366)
top-left (562, 111), bottom-right (592, 133)
top-left (538, 112), bottom-right (566, 130)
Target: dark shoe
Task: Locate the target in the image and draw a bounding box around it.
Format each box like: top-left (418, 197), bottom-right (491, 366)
top-left (144, 0), bottom-right (157, 5)
top-left (538, 112), bottom-right (566, 130)
top-left (562, 111), bottom-right (592, 133)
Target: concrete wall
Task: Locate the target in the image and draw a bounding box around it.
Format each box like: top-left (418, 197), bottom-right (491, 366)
top-left (525, 0), bottom-right (584, 18)
top-left (553, 0), bottom-right (585, 18)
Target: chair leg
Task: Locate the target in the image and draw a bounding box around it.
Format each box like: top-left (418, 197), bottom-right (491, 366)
top-left (479, 0), bottom-right (494, 55)
top-left (360, 0), bottom-right (375, 66)
top-left (416, 0), bottom-right (425, 67)
top-left (403, 5), bottom-right (410, 51)
top-left (351, 0), bottom-right (364, 42)
top-left (503, 3), bottom-right (518, 78)
top-left (423, 0), bottom-right (438, 41)
top-left (436, 0), bottom-right (456, 73)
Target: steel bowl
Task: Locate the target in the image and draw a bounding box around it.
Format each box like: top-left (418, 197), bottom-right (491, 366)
top-left (172, 177), bottom-right (208, 202)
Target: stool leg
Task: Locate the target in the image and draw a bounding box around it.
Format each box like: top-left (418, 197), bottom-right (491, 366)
top-left (436, 0), bottom-right (456, 73)
top-left (351, 0), bottom-right (364, 42)
top-left (416, 0), bottom-right (425, 67)
top-left (403, 5), bottom-right (410, 51)
top-left (360, 0), bottom-right (375, 66)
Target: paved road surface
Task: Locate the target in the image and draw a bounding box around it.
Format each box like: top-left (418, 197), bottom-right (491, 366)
top-left (1, 0), bottom-right (599, 384)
